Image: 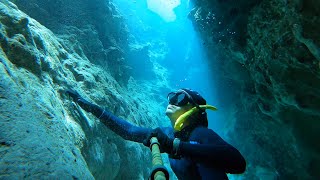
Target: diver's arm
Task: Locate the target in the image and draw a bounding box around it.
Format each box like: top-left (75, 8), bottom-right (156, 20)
top-left (178, 129), bottom-right (246, 174)
top-left (99, 108), bottom-right (152, 143)
top-left (67, 90), bottom-right (151, 143)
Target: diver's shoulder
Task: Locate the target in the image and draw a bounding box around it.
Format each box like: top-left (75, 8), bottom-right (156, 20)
top-left (192, 126), bottom-right (214, 134)
top-left (190, 126), bottom-right (219, 140)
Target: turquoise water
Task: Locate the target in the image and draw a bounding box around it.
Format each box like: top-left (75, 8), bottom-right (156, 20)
top-left (113, 0), bottom-right (225, 132)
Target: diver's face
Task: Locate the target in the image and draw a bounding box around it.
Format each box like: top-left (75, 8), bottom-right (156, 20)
top-left (166, 103), bottom-right (193, 126)
top-left (166, 89), bottom-right (194, 126)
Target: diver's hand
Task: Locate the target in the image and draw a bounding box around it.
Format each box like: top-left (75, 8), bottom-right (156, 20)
top-left (65, 89), bottom-right (82, 102)
top-left (65, 89), bottom-right (91, 106)
top-left (143, 128), bottom-right (173, 154)
top-left (65, 89), bottom-right (96, 114)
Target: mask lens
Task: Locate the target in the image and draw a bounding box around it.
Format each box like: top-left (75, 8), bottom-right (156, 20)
top-left (168, 92), bottom-right (177, 105)
top-left (168, 92), bottom-right (188, 106)
top-left (176, 93), bottom-right (186, 105)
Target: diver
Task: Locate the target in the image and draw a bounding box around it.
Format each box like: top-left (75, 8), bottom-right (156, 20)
top-left (66, 88), bottom-right (246, 179)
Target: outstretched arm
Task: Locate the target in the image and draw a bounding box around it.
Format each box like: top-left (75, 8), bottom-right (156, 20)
top-left (66, 90), bottom-right (152, 143)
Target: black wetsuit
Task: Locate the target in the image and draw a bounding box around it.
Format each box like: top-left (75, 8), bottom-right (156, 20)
top-left (76, 100), bottom-right (246, 179)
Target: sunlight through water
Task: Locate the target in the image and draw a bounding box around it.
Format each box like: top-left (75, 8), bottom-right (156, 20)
top-left (147, 0), bottom-right (181, 22)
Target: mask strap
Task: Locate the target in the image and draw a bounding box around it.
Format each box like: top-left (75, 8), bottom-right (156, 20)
top-left (179, 89), bottom-right (201, 109)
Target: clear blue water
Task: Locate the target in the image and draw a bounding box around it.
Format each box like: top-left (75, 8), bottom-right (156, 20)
top-left (113, 0), bottom-right (226, 133)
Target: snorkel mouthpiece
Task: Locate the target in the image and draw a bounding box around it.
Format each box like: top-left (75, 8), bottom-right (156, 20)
top-left (174, 105), bottom-right (218, 131)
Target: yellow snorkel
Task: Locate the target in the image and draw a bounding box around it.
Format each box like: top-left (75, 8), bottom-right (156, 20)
top-left (174, 104), bottom-right (218, 131)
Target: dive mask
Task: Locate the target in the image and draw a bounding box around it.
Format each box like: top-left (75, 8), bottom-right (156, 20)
top-left (167, 90), bottom-right (195, 106)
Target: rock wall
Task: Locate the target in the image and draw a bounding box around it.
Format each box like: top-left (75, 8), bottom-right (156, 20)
top-left (13, 0), bottom-right (141, 86)
top-left (0, 1), bottom-right (170, 179)
top-left (189, 0), bottom-right (320, 179)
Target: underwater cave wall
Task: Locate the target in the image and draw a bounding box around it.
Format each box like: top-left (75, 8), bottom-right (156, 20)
top-left (13, 0), bottom-right (134, 86)
top-left (189, 0), bottom-right (320, 179)
top-left (0, 1), bottom-right (171, 179)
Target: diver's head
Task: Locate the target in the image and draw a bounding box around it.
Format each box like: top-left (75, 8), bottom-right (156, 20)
top-left (165, 88), bottom-right (208, 130)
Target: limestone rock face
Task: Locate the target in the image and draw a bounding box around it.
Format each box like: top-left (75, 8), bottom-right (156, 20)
top-left (126, 44), bottom-right (155, 80)
top-left (14, 0), bottom-right (132, 85)
top-left (189, 0), bottom-right (320, 179)
top-left (0, 2), bottom-right (93, 178)
top-left (0, 1), bottom-right (162, 179)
